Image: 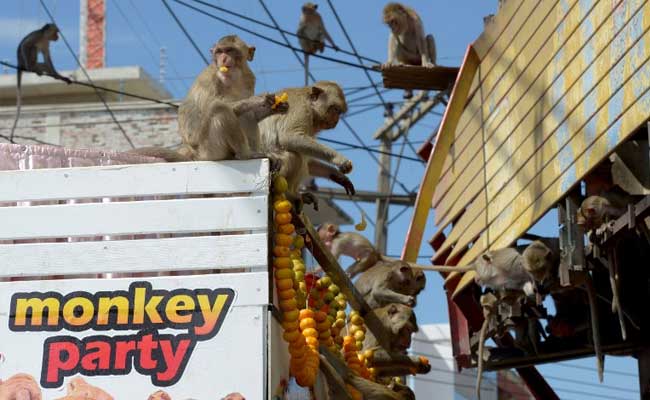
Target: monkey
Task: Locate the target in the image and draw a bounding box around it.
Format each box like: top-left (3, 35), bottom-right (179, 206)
top-left (0, 373), bottom-right (42, 400)
top-left (354, 260), bottom-right (421, 308)
top-left (316, 223), bottom-right (428, 283)
top-left (148, 391), bottom-right (171, 400)
top-left (220, 394), bottom-right (245, 400)
top-left (258, 81), bottom-right (354, 210)
top-left (362, 303), bottom-right (431, 377)
top-left (382, 3), bottom-right (436, 98)
top-left (53, 377), bottom-right (113, 400)
top-left (132, 35), bottom-right (287, 164)
top-left (9, 23), bottom-right (71, 143)
top-left (577, 195), bottom-right (626, 232)
top-left (319, 348), bottom-right (416, 400)
top-left (414, 247), bottom-right (537, 297)
top-left (297, 2), bottom-right (339, 86)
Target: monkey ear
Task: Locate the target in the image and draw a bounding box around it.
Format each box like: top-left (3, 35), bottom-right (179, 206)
top-left (327, 224), bottom-right (337, 233)
top-left (314, 3), bottom-right (318, 9)
top-left (399, 265), bottom-right (410, 275)
top-left (481, 253), bottom-right (491, 262)
top-left (247, 46), bottom-right (256, 61)
top-left (310, 86), bottom-right (324, 101)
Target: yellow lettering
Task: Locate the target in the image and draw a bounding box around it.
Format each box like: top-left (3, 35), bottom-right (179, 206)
top-left (166, 295), bottom-right (195, 324)
top-left (97, 296), bottom-right (130, 325)
top-left (194, 294), bottom-right (229, 337)
top-left (14, 297), bottom-right (60, 326)
top-left (62, 297), bottom-right (94, 326)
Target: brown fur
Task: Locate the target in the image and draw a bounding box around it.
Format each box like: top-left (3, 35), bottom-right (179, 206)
top-left (382, 3), bottom-right (436, 68)
top-left (259, 81), bottom-right (352, 207)
top-left (354, 260), bottom-right (420, 308)
top-left (297, 2), bottom-right (338, 85)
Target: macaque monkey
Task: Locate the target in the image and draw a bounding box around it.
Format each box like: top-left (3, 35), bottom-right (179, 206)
top-left (316, 223), bottom-right (428, 284)
top-left (9, 23), bottom-right (71, 143)
top-left (148, 391), bottom-right (171, 400)
top-left (382, 3), bottom-right (437, 98)
top-left (259, 81), bottom-right (354, 209)
top-left (0, 373), bottom-right (42, 400)
top-left (354, 260), bottom-right (420, 308)
top-left (297, 2), bottom-right (339, 86)
top-left (134, 35), bottom-right (287, 164)
top-left (362, 304), bottom-right (431, 377)
top-left (415, 248), bottom-right (537, 296)
top-left (319, 349), bottom-right (415, 400)
top-left (577, 195), bottom-right (626, 231)
top-left (55, 377), bottom-right (113, 400)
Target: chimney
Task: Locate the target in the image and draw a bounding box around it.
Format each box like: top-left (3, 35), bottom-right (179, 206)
top-left (79, 0), bottom-right (105, 69)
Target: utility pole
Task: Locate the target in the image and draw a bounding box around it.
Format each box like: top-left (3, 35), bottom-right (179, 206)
top-left (374, 103), bottom-right (394, 253)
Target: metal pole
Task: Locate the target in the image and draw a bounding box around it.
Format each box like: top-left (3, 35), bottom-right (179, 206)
top-left (375, 104), bottom-right (394, 253)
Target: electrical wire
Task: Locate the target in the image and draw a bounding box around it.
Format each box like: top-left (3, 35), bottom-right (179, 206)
top-left (172, 0), bottom-right (378, 72)
top-left (344, 104), bottom-right (383, 118)
top-left (318, 137), bottom-right (422, 162)
top-left (161, 0), bottom-right (209, 66)
top-left (187, 0), bottom-right (382, 65)
top-left (0, 116), bottom-right (177, 132)
top-left (38, 0), bottom-right (135, 149)
top-left (555, 362), bottom-right (638, 377)
top-left (0, 61), bottom-right (179, 108)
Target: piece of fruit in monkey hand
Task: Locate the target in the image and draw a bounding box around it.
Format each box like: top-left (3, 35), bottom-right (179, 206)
top-left (354, 213), bottom-right (367, 231)
top-left (219, 66), bottom-right (229, 73)
top-left (272, 92), bottom-right (289, 109)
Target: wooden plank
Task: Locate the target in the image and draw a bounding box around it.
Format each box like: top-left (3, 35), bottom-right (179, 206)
top-left (436, 0), bottom-right (641, 244)
top-left (381, 65), bottom-right (459, 91)
top-left (432, 193), bottom-right (486, 259)
top-left (401, 46), bottom-right (480, 263)
top-left (457, 18), bottom-right (650, 268)
top-left (0, 196), bottom-right (268, 240)
top-left (433, 0), bottom-right (578, 211)
top-left (295, 213), bottom-right (393, 352)
top-left (0, 233), bottom-right (267, 278)
top-left (0, 159), bottom-right (269, 203)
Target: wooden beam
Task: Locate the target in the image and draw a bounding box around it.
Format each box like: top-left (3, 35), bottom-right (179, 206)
top-left (401, 45), bottom-right (480, 264)
top-left (380, 65), bottom-right (460, 91)
top-left (293, 213), bottom-right (393, 352)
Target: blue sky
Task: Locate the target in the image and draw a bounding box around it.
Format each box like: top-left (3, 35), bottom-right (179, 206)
top-left (0, 1), bottom-right (641, 399)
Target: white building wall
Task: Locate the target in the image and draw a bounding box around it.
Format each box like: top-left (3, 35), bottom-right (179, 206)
top-left (408, 324), bottom-right (498, 400)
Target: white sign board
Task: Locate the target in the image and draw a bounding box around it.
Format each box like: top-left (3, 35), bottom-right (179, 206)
top-left (0, 273), bottom-right (268, 400)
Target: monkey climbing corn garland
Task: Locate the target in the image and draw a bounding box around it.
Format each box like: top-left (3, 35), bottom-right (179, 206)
top-left (272, 176), bottom-right (318, 388)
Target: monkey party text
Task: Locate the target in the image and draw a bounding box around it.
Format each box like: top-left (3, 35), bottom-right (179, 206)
top-left (8, 282), bottom-right (234, 389)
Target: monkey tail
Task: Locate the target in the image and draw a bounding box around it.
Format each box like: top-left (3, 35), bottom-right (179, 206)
top-left (584, 274), bottom-right (604, 382)
top-left (304, 52), bottom-right (310, 86)
top-left (9, 71), bottom-right (22, 144)
top-left (476, 318), bottom-right (489, 400)
top-left (411, 263), bottom-right (475, 273)
top-left (127, 146), bottom-right (191, 162)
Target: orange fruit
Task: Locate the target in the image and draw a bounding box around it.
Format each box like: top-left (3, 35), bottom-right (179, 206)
top-left (300, 318), bottom-right (316, 330)
top-left (275, 268), bottom-right (294, 280)
top-left (283, 329), bottom-right (301, 343)
top-left (278, 288), bottom-right (296, 300)
top-left (314, 311), bottom-right (327, 322)
top-left (275, 212), bottom-right (292, 225)
top-left (283, 309), bottom-right (299, 322)
top-left (282, 319), bottom-right (300, 331)
top-left (276, 278), bottom-right (293, 290)
top-left (273, 246), bottom-right (290, 257)
top-left (299, 309), bottom-right (314, 319)
top-left (353, 330), bottom-right (365, 341)
top-left (305, 337), bottom-right (319, 347)
top-left (278, 223), bottom-right (295, 234)
top-left (343, 336), bottom-right (355, 345)
top-left (274, 233), bottom-right (293, 246)
top-left (280, 298), bottom-right (298, 311)
top-left (274, 257), bottom-right (292, 269)
top-left (273, 200), bottom-right (292, 213)
top-left (302, 328), bottom-right (318, 338)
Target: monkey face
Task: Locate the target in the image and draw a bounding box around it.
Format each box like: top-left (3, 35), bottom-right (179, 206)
top-left (212, 35), bottom-right (255, 67)
top-left (385, 303), bottom-right (417, 351)
top-left (302, 2), bottom-right (318, 14)
top-left (317, 222), bottom-right (339, 242)
top-left (309, 82), bottom-right (347, 131)
top-left (384, 10), bottom-right (407, 34)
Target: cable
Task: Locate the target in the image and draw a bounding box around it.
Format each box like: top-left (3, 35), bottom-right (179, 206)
top-left (113, 0), bottom-right (183, 95)
top-left (161, 0), bottom-right (209, 66)
top-left (344, 104), bottom-right (383, 118)
top-left (347, 88), bottom-right (392, 104)
top-left (319, 137), bottom-right (423, 162)
top-left (0, 116), bottom-right (177, 132)
top-left (127, 0), bottom-right (190, 92)
top-left (335, 139), bottom-right (426, 152)
top-left (172, 0), bottom-right (377, 72)
top-left (555, 362), bottom-right (638, 377)
top-left (188, 0), bottom-right (382, 65)
top-left (0, 61), bottom-right (178, 108)
top-left (38, 0), bottom-right (135, 149)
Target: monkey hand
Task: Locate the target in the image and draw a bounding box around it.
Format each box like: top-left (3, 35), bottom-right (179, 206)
top-left (415, 357), bottom-right (431, 374)
top-left (301, 192), bottom-right (319, 211)
top-left (329, 173), bottom-right (355, 195)
top-left (422, 61), bottom-right (435, 68)
top-left (333, 156), bottom-right (353, 174)
top-left (406, 295), bottom-right (416, 307)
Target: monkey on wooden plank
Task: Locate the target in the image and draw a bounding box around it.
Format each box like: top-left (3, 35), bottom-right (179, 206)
top-left (418, 247), bottom-right (537, 297)
top-left (319, 348), bottom-right (415, 400)
top-left (382, 3), bottom-right (436, 98)
top-left (259, 81), bottom-right (354, 210)
top-left (9, 23), bottom-right (71, 144)
top-left (354, 259), bottom-right (422, 308)
top-left (297, 2), bottom-right (339, 86)
top-left (316, 222), bottom-right (429, 287)
top-left (0, 373), bottom-right (42, 400)
top-left (133, 35), bottom-right (286, 164)
top-left (362, 303), bottom-right (431, 378)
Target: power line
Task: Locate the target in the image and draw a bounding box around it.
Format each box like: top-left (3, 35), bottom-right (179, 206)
top-left (0, 116), bottom-right (177, 132)
top-left (161, 0), bottom-right (209, 66)
top-left (172, 0), bottom-right (377, 72)
top-left (38, 0), bottom-right (135, 149)
top-left (344, 104), bottom-right (383, 118)
top-left (127, 0), bottom-right (189, 92)
top-left (0, 61), bottom-right (179, 108)
top-left (555, 362), bottom-right (638, 378)
top-left (319, 137), bottom-right (423, 162)
top-left (187, 0), bottom-right (382, 65)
